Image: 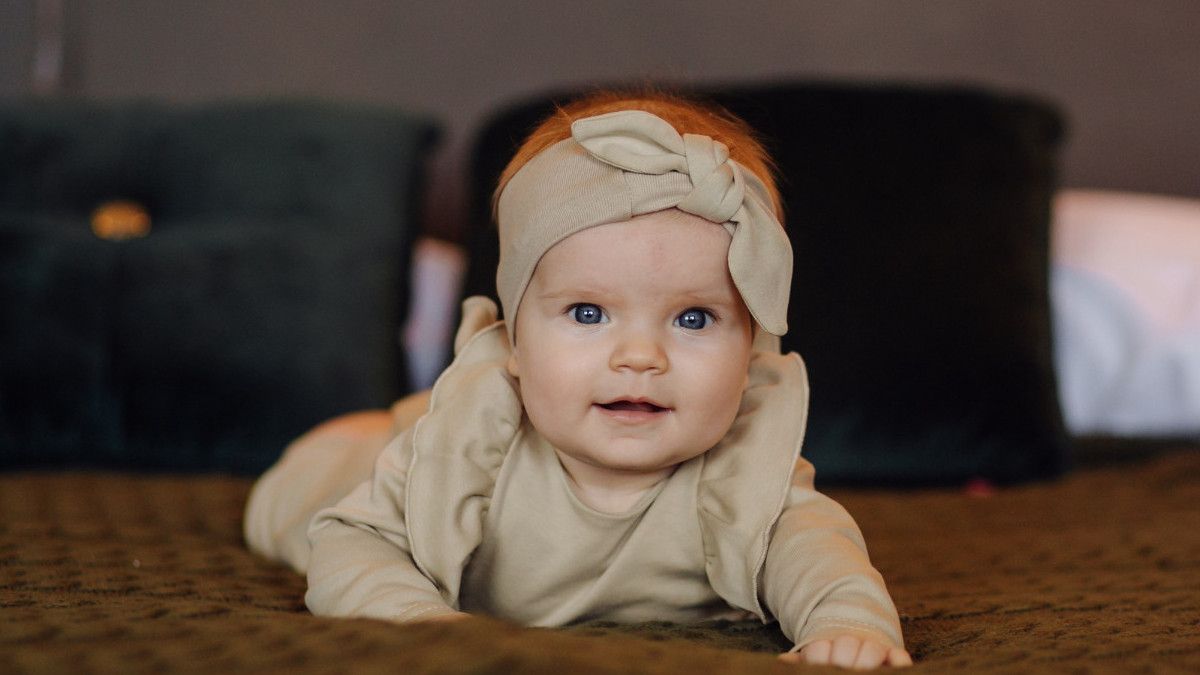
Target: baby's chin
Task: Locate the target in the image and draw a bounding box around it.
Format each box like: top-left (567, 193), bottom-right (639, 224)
top-left (561, 442), bottom-right (714, 474)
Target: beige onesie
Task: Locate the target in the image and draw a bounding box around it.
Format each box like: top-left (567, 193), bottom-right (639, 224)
top-left (245, 301), bottom-right (904, 651)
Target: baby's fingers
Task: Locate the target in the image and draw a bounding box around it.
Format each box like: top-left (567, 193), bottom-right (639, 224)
top-left (825, 635), bottom-right (874, 668)
top-left (849, 639), bottom-right (888, 669)
top-left (778, 639), bottom-right (831, 666)
top-left (886, 647), bottom-right (914, 667)
top-left (785, 638), bottom-right (911, 670)
top-left (796, 636), bottom-right (869, 668)
top-left (799, 639), bottom-right (832, 664)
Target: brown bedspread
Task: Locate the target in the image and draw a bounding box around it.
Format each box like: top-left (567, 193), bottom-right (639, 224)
top-left (3, 450), bottom-right (1198, 673)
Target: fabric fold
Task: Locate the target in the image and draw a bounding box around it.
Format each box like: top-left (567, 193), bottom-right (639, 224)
top-left (697, 349), bottom-right (811, 619)
top-left (404, 297), bottom-right (522, 603)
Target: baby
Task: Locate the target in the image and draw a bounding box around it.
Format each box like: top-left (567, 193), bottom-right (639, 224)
top-left (245, 90), bottom-right (910, 669)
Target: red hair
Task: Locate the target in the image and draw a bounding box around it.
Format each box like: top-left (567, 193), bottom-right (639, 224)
top-left (494, 87), bottom-right (783, 221)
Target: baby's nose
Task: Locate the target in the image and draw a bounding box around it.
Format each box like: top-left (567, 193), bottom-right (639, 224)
top-left (609, 331), bottom-right (668, 374)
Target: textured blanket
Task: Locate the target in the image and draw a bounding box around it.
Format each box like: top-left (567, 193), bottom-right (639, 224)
top-left (2, 450), bottom-right (1198, 673)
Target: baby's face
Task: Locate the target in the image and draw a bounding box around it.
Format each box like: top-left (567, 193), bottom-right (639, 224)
top-left (508, 209), bottom-right (754, 481)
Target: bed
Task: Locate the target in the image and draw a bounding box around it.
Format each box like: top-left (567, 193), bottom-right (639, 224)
top-left (3, 85), bottom-right (1198, 673)
top-left (3, 449), bottom-right (1198, 673)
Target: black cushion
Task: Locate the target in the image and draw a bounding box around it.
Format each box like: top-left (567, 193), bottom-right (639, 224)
top-left (461, 82), bottom-right (1069, 485)
top-left (0, 100), bottom-right (438, 473)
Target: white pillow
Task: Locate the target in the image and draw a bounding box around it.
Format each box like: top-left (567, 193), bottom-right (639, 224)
top-left (1052, 189), bottom-right (1200, 437)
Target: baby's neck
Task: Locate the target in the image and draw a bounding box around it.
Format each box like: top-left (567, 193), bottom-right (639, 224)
top-left (554, 451), bottom-right (676, 514)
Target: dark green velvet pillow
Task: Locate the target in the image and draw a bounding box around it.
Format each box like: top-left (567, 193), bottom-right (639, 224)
top-left (0, 100), bottom-right (438, 473)
top-left (461, 82), bottom-right (1069, 486)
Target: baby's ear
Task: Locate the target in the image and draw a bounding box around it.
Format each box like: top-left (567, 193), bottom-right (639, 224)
top-left (506, 351), bottom-right (520, 379)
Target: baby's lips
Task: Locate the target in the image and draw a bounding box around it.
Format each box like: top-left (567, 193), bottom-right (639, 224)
top-left (597, 398), bottom-right (670, 413)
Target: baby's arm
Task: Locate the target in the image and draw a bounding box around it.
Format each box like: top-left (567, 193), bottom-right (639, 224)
top-left (762, 457), bottom-right (910, 668)
top-left (306, 429), bottom-right (464, 623)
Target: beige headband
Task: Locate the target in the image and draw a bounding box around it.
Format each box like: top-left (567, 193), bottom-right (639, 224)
top-left (496, 109), bottom-right (792, 341)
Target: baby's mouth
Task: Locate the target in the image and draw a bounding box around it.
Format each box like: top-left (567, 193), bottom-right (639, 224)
top-left (598, 400), bottom-right (669, 413)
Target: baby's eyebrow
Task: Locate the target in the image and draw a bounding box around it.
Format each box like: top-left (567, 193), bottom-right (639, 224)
top-left (530, 276), bottom-right (624, 296)
top-left (672, 290), bottom-right (740, 305)
top-left (536, 286), bottom-right (741, 308)
top-left (533, 284), bottom-right (618, 301)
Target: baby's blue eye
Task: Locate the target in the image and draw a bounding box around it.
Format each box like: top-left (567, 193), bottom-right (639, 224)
top-left (675, 308), bottom-right (712, 330)
top-left (570, 304), bottom-right (606, 325)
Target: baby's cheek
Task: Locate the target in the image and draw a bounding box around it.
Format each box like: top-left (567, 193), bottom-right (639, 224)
top-left (522, 359), bottom-right (585, 414)
top-left (699, 365), bottom-right (751, 439)
top-left (706, 396), bottom-right (743, 445)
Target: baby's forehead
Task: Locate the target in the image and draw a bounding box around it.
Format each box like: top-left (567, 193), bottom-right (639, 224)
top-left (531, 212), bottom-right (741, 300)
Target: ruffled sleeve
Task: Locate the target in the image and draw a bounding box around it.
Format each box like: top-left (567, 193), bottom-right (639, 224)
top-left (405, 297), bottom-right (523, 600)
top-left (696, 348), bottom-right (809, 618)
top-left (761, 459), bottom-right (905, 651)
top-left (305, 428), bottom-right (460, 621)
top-left (304, 297), bottom-right (523, 619)
top-left (697, 343), bottom-right (903, 651)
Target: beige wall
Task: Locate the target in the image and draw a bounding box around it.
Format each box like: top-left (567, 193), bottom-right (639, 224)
top-left (3, 0), bottom-right (1198, 237)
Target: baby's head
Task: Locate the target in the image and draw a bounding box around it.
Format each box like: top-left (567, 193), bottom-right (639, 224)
top-left (493, 89), bottom-right (792, 478)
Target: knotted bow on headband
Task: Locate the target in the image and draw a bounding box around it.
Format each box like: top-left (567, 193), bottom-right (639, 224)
top-left (496, 109), bottom-right (792, 340)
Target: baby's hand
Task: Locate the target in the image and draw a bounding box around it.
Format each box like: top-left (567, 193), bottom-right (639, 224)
top-left (779, 635), bottom-right (912, 670)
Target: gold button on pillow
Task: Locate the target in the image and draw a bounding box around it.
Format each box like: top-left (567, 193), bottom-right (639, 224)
top-left (91, 200), bottom-right (151, 241)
